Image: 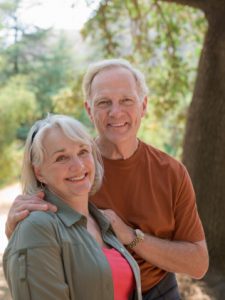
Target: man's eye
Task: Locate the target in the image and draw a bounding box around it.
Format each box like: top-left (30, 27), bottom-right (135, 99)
top-left (122, 98), bottom-right (133, 105)
top-left (96, 100), bottom-right (110, 107)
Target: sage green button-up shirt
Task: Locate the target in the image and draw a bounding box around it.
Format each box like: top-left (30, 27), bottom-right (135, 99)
top-left (3, 190), bottom-right (142, 300)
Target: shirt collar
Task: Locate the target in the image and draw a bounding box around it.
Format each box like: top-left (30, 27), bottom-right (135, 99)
top-left (44, 188), bottom-right (111, 232)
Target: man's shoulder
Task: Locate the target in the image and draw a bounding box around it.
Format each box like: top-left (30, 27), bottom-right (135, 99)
top-left (140, 140), bottom-right (186, 174)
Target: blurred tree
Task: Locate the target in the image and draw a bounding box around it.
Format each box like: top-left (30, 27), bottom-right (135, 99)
top-left (0, 1), bottom-right (76, 115)
top-left (0, 75), bottom-right (36, 147)
top-left (173, 0), bottom-right (225, 287)
top-left (0, 0), bottom-right (49, 77)
top-left (0, 75), bottom-right (37, 184)
top-left (30, 32), bottom-right (76, 114)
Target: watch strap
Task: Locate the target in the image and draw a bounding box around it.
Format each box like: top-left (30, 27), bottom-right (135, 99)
top-left (126, 229), bottom-right (144, 249)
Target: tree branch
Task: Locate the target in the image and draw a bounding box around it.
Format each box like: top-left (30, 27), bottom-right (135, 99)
top-left (158, 0), bottom-right (206, 11)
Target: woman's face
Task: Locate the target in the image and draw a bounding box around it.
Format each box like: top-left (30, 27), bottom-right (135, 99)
top-left (34, 127), bottom-right (95, 204)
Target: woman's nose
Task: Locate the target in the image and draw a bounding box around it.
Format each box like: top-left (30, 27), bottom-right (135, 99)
top-left (69, 157), bottom-right (84, 171)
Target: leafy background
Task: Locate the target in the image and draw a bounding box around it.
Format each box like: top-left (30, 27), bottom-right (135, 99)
top-left (1, 1), bottom-right (224, 299)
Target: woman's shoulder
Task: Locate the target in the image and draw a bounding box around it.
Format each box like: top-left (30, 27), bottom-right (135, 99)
top-left (5, 211), bottom-right (59, 254)
top-left (18, 210), bottom-right (58, 232)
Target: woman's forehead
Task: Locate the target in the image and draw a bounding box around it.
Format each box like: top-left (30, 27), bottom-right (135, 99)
top-left (42, 127), bottom-right (91, 153)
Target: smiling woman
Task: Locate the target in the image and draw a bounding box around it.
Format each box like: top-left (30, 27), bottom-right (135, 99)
top-left (3, 114), bottom-right (142, 300)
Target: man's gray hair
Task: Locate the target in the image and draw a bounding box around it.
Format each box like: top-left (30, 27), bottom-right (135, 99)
top-left (82, 58), bottom-right (148, 104)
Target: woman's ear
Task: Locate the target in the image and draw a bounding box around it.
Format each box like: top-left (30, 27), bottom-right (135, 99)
top-left (33, 166), bottom-right (46, 184)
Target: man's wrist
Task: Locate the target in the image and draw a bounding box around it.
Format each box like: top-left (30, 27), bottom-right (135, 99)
top-left (126, 229), bottom-right (145, 249)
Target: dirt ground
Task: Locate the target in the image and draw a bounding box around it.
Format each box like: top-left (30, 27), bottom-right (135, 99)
top-left (0, 183), bottom-right (222, 300)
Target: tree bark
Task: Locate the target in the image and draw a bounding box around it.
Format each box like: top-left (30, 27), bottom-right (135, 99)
top-left (182, 4), bottom-right (225, 274)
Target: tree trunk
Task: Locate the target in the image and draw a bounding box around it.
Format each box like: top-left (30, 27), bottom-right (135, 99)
top-left (183, 6), bottom-right (225, 275)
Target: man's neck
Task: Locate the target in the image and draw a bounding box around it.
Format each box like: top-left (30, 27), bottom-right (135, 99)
top-left (96, 137), bottom-right (139, 160)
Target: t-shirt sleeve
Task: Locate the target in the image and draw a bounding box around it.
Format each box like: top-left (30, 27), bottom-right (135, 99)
top-left (173, 166), bottom-right (205, 242)
top-left (3, 212), bottom-right (70, 300)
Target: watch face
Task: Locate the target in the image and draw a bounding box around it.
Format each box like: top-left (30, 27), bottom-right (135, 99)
top-left (135, 229), bottom-right (144, 240)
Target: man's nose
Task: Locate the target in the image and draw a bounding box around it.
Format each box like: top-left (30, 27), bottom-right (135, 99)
top-left (108, 103), bottom-right (122, 116)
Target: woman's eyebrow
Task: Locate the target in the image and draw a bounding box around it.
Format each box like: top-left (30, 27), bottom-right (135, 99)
top-left (51, 148), bottom-right (66, 155)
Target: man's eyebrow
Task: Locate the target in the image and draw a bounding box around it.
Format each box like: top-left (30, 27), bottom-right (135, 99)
top-left (95, 97), bottom-right (110, 101)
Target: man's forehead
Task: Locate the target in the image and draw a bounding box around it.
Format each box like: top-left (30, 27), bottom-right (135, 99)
top-left (91, 67), bottom-right (137, 91)
top-left (94, 66), bottom-right (133, 79)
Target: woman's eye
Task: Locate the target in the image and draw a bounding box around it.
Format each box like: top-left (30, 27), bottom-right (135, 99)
top-left (79, 149), bottom-right (89, 156)
top-left (56, 155), bottom-right (68, 162)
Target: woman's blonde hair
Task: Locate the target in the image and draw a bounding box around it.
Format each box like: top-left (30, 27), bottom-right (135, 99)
top-left (22, 114), bottom-right (103, 196)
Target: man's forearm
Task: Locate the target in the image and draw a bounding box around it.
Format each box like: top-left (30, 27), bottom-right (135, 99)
top-left (131, 233), bottom-right (209, 279)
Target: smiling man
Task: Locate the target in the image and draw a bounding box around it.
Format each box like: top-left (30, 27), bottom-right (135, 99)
top-left (6, 59), bottom-right (209, 299)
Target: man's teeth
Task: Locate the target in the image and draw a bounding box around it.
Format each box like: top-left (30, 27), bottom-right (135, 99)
top-left (69, 175), bottom-right (85, 181)
top-left (110, 122), bottom-right (126, 127)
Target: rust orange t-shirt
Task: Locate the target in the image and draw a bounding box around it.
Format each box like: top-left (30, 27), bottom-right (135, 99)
top-left (90, 141), bottom-right (205, 292)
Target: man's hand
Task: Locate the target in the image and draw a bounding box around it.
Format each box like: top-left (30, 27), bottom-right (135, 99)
top-left (101, 209), bottom-right (135, 245)
top-left (5, 191), bottom-right (57, 239)
top-left (101, 210), bottom-right (208, 279)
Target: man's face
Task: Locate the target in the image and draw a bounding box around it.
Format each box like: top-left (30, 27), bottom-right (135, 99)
top-left (85, 67), bottom-right (147, 146)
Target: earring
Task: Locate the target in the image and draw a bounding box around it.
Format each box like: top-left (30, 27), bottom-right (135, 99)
top-left (38, 181), bottom-right (45, 190)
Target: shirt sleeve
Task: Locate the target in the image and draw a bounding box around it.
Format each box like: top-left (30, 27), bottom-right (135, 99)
top-left (173, 166), bottom-right (205, 242)
top-left (3, 212), bottom-right (70, 300)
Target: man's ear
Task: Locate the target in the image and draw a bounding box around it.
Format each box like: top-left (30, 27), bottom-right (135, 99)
top-left (84, 101), bottom-right (94, 123)
top-left (33, 166), bottom-right (46, 184)
top-left (141, 96), bottom-right (148, 117)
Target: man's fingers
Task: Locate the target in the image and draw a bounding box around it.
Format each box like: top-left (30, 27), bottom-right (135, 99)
top-left (14, 209), bottom-right (30, 222)
top-left (14, 194), bottom-right (57, 212)
top-left (5, 210), bottom-right (30, 238)
top-left (15, 202), bottom-right (57, 213)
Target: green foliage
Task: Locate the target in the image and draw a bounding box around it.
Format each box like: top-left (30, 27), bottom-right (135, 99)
top-left (0, 141), bottom-right (23, 187)
top-left (0, 75), bottom-right (37, 148)
top-left (0, 74), bottom-right (36, 186)
top-left (31, 32), bottom-right (76, 115)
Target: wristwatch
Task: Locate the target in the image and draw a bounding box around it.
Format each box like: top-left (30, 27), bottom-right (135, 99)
top-left (126, 229), bottom-right (145, 249)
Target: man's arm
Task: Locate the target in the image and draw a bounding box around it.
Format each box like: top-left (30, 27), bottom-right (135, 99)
top-left (5, 191), bottom-right (57, 238)
top-left (102, 209), bottom-right (209, 279)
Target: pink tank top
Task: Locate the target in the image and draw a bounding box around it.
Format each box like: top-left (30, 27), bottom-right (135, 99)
top-left (102, 247), bottom-right (135, 300)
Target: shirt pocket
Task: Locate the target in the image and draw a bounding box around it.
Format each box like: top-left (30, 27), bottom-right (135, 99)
top-left (8, 250), bottom-right (31, 300)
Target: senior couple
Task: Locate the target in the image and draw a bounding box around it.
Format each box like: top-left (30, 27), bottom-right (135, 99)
top-left (3, 59), bottom-right (209, 300)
